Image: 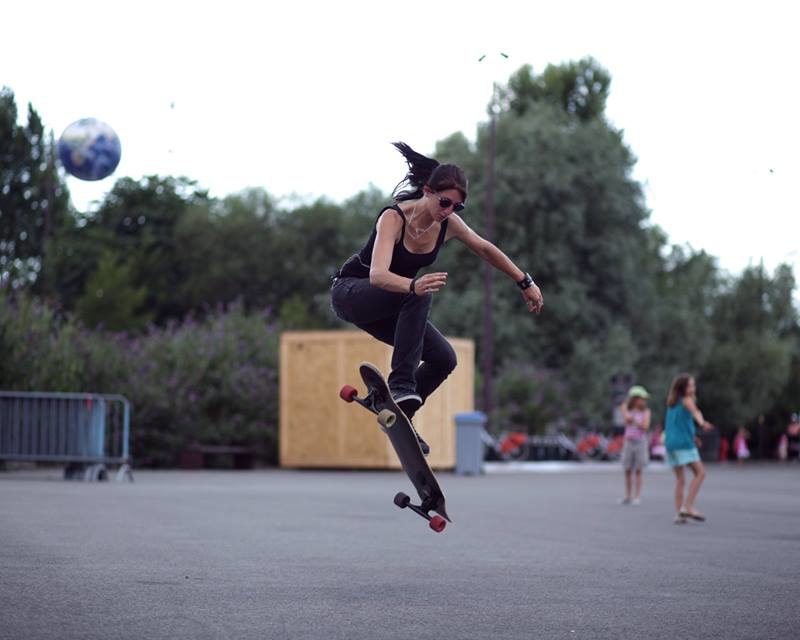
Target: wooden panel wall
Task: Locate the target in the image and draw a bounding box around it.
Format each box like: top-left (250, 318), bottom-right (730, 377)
top-left (279, 331), bottom-right (474, 470)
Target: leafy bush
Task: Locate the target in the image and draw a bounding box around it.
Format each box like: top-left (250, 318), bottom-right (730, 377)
top-left (0, 293), bottom-right (280, 466)
top-left (123, 305), bottom-right (279, 466)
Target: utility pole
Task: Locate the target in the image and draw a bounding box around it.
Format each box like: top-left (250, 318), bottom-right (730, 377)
top-left (478, 53), bottom-right (508, 416)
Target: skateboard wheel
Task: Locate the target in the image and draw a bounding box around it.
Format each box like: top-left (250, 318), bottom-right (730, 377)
top-left (429, 516), bottom-right (446, 533)
top-left (377, 409), bottom-right (396, 428)
top-left (393, 492), bottom-right (410, 508)
top-left (339, 385), bottom-right (358, 402)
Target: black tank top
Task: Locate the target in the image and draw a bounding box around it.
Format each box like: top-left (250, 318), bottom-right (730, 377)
top-left (337, 204), bottom-right (449, 279)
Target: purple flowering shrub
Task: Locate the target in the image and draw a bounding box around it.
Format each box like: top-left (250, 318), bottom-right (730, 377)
top-left (0, 293), bottom-right (280, 466)
top-left (121, 305), bottom-right (279, 466)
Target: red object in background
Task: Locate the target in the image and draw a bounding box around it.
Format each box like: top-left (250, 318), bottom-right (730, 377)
top-left (719, 436), bottom-right (729, 461)
top-left (606, 435), bottom-right (625, 456)
top-left (499, 432), bottom-right (527, 455)
top-left (577, 434), bottom-right (602, 455)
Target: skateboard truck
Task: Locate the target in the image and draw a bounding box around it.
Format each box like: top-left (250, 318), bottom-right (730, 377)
top-left (393, 491), bottom-right (447, 533)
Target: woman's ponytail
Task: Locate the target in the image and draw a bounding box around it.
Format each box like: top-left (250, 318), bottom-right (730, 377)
top-left (391, 142), bottom-right (440, 201)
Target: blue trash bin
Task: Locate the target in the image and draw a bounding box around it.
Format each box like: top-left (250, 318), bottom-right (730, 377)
top-left (455, 411), bottom-right (487, 475)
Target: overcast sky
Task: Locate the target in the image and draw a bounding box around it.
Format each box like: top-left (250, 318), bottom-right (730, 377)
top-left (4, 0), bottom-right (798, 279)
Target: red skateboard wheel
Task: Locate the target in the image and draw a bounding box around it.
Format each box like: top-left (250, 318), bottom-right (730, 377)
top-left (339, 385), bottom-right (358, 402)
top-left (429, 516), bottom-right (446, 533)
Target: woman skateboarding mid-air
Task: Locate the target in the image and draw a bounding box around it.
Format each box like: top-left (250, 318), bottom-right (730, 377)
top-left (330, 142), bottom-right (543, 454)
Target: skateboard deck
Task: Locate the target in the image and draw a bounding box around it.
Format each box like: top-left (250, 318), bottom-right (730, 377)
top-left (339, 361), bottom-right (451, 532)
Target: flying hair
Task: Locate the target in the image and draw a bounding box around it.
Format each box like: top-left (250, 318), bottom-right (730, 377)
top-left (390, 142), bottom-right (468, 203)
top-left (391, 142), bottom-right (440, 201)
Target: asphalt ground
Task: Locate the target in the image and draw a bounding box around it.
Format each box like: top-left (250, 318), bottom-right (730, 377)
top-left (1, 463), bottom-right (798, 640)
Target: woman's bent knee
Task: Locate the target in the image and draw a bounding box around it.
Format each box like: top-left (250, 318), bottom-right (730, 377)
top-left (443, 344), bottom-right (457, 374)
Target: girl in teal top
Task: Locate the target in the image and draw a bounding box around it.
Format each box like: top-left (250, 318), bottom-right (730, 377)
top-left (664, 374), bottom-right (714, 524)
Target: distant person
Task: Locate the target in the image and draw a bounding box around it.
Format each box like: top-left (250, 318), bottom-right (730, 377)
top-left (664, 374), bottom-right (714, 524)
top-left (786, 413), bottom-right (800, 462)
top-left (777, 431), bottom-right (788, 462)
top-left (649, 424), bottom-right (666, 461)
top-left (330, 142), bottom-right (543, 454)
top-left (618, 385), bottom-right (651, 505)
top-left (733, 426), bottom-right (750, 466)
top-left (719, 432), bottom-right (730, 462)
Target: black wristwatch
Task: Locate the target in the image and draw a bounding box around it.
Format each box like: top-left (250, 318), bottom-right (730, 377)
top-left (516, 272), bottom-right (534, 290)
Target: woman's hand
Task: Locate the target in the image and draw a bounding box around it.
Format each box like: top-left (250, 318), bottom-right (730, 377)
top-left (413, 272), bottom-right (448, 295)
top-left (522, 283), bottom-right (544, 314)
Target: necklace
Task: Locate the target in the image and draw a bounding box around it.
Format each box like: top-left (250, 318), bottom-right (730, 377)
top-left (407, 204), bottom-right (436, 239)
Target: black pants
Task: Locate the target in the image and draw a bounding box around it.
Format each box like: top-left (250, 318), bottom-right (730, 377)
top-left (330, 277), bottom-right (457, 404)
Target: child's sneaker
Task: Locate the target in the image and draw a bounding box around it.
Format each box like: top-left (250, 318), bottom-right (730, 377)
top-left (618, 497), bottom-right (632, 505)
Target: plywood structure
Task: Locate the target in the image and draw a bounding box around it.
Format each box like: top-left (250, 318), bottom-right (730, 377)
top-left (279, 331), bottom-right (474, 470)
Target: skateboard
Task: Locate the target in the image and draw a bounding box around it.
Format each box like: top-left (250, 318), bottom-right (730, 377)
top-left (339, 362), bottom-right (451, 533)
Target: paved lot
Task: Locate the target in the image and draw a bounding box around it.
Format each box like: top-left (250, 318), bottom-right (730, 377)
top-left (1, 463), bottom-right (798, 640)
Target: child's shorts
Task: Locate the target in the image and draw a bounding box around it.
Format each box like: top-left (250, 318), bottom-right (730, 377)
top-left (621, 438), bottom-right (649, 470)
top-left (666, 448), bottom-right (701, 467)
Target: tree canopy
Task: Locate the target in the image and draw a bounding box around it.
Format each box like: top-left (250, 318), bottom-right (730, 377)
top-left (0, 87), bottom-right (70, 292)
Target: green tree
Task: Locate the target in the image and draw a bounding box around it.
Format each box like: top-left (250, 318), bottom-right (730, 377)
top-left (0, 87), bottom-right (70, 291)
top-left (94, 176), bottom-right (209, 321)
top-left (632, 246), bottom-right (721, 421)
top-left (175, 186), bottom-right (382, 326)
top-left (506, 57), bottom-right (612, 122)
top-left (48, 175), bottom-right (209, 322)
top-left (174, 190), bottom-right (277, 313)
top-left (700, 334), bottom-right (792, 430)
top-left (699, 263), bottom-right (798, 430)
top-left (74, 250), bottom-right (151, 331)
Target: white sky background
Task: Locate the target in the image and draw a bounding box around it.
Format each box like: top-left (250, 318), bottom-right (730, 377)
top-left (3, 0), bottom-right (798, 279)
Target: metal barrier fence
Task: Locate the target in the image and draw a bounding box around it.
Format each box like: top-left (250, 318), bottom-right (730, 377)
top-left (0, 392), bottom-right (133, 481)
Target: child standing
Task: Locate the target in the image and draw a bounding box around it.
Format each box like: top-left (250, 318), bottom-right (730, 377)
top-left (618, 386), bottom-right (651, 505)
top-left (733, 426), bottom-right (750, 466)
top-left (665, 374), bottom-right (714, 524)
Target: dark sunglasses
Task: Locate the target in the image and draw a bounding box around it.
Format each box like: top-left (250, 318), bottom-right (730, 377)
top-left (434, 193), bottom-right (465, 213)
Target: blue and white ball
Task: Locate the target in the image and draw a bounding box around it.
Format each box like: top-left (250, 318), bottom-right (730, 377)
top-left (58, 118), bottom-right (122, 181)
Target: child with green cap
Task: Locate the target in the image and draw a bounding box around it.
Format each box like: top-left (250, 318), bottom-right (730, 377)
top-left (618, 385), bottom-right (651, 505)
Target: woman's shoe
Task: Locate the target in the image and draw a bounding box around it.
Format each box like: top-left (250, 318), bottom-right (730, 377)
top-left (393, 394), bottom-right (429, 455)
top-left (395, 394), bottom-right (422, 419)
top-left (394, 394), bottom-right (429, 455)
